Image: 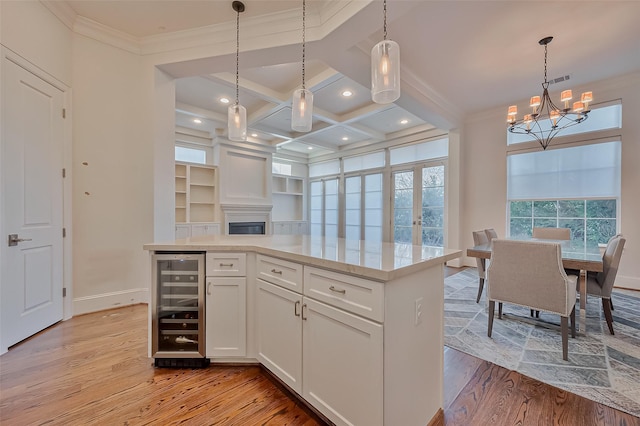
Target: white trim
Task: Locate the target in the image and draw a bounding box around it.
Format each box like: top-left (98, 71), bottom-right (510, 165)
top-left (73, 288), bottom-right (150, 316)
top-left (39, 0), bottom-right (77, 31)
top-left (615, 275), bottom-right (640, 292)
top-left (73, 16), bottom-right (141, 55)
top-left (221, 204), bottom-right (273, 235)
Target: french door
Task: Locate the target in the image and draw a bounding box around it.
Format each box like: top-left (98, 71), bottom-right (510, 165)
top-left (392, 164), bottom-right (445, 246)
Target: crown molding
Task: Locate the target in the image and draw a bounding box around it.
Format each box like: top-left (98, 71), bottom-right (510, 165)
top-left (316, 0), bottom-right (372, 40)
top-left (74, 16), bottom-right (141, 54)
top-left (40, 0), bottom-right (76, 31)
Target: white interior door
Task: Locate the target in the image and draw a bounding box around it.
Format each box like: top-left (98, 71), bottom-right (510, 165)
top-left (1, 56), bottom-right (64, 349)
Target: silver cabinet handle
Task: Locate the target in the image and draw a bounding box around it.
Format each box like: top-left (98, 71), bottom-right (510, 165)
top-left (329, 285), bottom-right (346, 294)
top-left (207, 282), bottom-right (212, 295)
top-left (302, 303), bottom-right (308, 320)
top-left (294, 300), bottom-right (301, 317)
top-left (271, 269), bottom-right (283, 275)
top-left (219, 263), bottom-right (234, 267)
top-left (8, 234), bottom-right (32, 247)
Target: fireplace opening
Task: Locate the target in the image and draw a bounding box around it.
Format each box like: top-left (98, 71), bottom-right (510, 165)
top-left (228, 221), bottom-right (266, 235)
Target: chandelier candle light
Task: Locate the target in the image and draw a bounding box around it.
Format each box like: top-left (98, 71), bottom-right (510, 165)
top-left (507, 36), bottom-right (592, 150)
top-left (291, 0), bottom-right (313, 132)
top-left (371, 0), bottom-right (400, 104)
top-left (228, 1), bottom-right (247, 141)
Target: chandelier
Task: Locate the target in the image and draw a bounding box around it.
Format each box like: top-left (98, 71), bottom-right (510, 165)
top-left (507, 36), bottom-right (593, 150)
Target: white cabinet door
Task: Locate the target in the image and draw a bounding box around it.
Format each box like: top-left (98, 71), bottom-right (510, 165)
top-left (206, 277), bottom-right (246, 357)
top-left (256, 279), bottom-right (303, 393)
top-left (192, 223), bottom-right (220, 237)
top-left (302, 298), bottom-right (383, 426)
top-left (175, 224), bottom-right (191, 239)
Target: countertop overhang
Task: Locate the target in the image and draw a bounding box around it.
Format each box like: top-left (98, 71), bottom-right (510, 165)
top-left (144, 234), bottom-right (461, 282)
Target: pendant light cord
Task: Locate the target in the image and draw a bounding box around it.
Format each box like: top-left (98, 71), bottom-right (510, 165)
top-left (302, 0), bottom-right (306, 90)
top-left (235, 7), bottom-right (240, 105)
top-left (543, 43), bottom-right (548, 86)
top-left (383, 0), bottom-right (387, 40)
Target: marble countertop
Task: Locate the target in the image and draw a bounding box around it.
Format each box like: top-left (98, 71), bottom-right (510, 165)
top-left (144, 234), bottom-right (461, 281)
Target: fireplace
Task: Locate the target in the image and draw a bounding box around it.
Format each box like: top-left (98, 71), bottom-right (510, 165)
top-left (229, 222), bottom-right (266, 235)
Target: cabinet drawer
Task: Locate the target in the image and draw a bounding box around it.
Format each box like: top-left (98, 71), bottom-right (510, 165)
top-left (304, 266), bottom-right (384, 322)
top-left (256, 254), bottom-right (303, 293)
top-left (206, 253), bottom-right (246, 276)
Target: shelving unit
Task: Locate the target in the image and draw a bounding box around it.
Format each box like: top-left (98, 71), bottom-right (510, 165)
top-left (174, 162), bottom-right (219, 237)
top-left (272, 174), bottom-right (305, 224)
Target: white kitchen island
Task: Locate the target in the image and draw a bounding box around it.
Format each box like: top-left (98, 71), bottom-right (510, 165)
top-left (144, 234), bottom-right (461, 426)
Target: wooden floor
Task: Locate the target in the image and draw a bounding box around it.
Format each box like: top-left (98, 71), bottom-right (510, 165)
top-left (1, 268), bottom-right (639, 425)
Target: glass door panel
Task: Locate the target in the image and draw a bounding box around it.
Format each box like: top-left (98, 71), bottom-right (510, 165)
top-left (421, 165), bottom-right (445, 246)
top-left (393, 171), bottom-right (414, 243)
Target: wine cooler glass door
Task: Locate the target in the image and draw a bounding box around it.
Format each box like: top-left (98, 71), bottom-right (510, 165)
top-left (152, 254), bottom-right (205, 357)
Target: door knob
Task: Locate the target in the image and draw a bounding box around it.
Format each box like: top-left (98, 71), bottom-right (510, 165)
top-left (8, 234), bottom-right (32, 246)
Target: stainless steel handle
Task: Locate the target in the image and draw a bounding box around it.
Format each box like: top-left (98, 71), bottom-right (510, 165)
top-left (8, 234), bottom-right (32, 247)
top-left (302, 303), bottom-right (308, 320)
top-left (294, 300), bottom-right (301, 317)
top-left (329, 285), bottom-right (346, 294)
top-left (271, 269), bottom-right (283, 275)
top-left (207, 282), bottom-right (212, 295)
top-left (219, 263), bottom-right (234, 267)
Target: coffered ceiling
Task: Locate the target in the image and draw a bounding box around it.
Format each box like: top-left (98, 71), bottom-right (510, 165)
top-left (58, 1), bottom-right (640, 159)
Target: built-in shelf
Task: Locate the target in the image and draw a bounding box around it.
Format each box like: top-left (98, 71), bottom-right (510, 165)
top-left (272, 174), bottom-right (305, 222)
top-left (175, 162), bottom-right (218, 224)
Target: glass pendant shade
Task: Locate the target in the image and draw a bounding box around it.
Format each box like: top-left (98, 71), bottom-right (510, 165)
top-left (228, 104), bottom-right (246, 141)
top-left (291, 89), bottom-right (313, 132)
top-left (371, 40), bottom-right (400, 104)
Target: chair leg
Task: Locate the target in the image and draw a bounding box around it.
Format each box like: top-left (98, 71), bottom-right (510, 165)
top-left (530, 309), bottom-right (540, 318)
top-left (488, 300), bottom-right (495, 338)
top-left (610, 297), bottom-right (614, 311)
top-left (602, 298), bottom-right (615, 335)
top-left (561, 316), bottom-right (569, 361)
top-left (476, 277), bottom-right (485, 303)
top-left (570, 306), bottom-right (576, 338)
top-left (498, 302), bottom-right (503, 319)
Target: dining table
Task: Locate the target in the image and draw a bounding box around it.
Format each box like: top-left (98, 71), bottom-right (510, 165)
top-left (467, 237), bottom-right (603, 335)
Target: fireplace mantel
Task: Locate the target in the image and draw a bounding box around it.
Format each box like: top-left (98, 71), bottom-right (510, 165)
top-left (221, 204), bottom-right (272, 235)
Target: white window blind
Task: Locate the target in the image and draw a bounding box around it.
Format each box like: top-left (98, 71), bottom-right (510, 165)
top-left (390, 138), bottom-right (448, 166)
top-left (309, 159), bottom-right (340, 177)
top-left (507, 141), bottom-right (621, 200)
top-left (175, 146), bottom-right (206, 164)
top-left (343, 151), bottom-right (385, 173)
top-left (272, 162), bottom-right (292, 175)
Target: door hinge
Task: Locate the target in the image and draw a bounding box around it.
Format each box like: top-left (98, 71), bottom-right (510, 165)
top-left (63, 287), bottom-right (67, 297)
top-left (62, 228), bottom-right (66, 238)
top-left (62, 108), bottom-right (66, 119)
top-left (62, 168), bottom-right (66, 178)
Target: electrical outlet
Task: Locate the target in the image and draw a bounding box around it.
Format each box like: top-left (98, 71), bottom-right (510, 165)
top-left (415, 297), bottom-right (424, 325)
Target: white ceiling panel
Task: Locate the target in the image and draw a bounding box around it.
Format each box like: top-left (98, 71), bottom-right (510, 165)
top-left (313, 76), bottom-right (371, 116)
top-left (354, 107), bottom-right (426, 135)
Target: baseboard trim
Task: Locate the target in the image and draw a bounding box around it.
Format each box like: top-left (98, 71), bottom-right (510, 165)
top-left (615, 274), bottom-right (640, 292)
top-left (73, 288), bottom-right (149, 316)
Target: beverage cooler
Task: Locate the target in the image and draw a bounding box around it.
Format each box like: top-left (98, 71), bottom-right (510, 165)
top-left (152, 253), bottom-right (209, 367)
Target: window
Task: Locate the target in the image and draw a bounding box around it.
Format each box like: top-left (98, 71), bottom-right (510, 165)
top-left (507, 103), bottom-right (622, 146)
top-left (343, 151), bottom-right (385, 173)
top-left (175, 146), bottom-right (206, 164)
top-left (344, 173), bottom-right (383, 241)
top-left (390, 138), bottom-right (448, 166)
top-left (310, 178), bottom-right (339, 238)
top-left (309, 159), bottom-right (340, 178)
top-left (507, 141), bottom-right (621, 245)
top-left (272, 162), bottom-right (292, 176)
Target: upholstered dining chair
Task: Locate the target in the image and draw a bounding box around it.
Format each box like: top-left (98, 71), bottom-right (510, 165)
top-left (582, 235), bottom-right (626, 335)
top-left (533, 227), bottom-right (571, 240)
top-left (485, 228), bottom-right (498, 241)
top-left (472, 230), bottom-right (489, 303)
top-left (487, 239), bottom-right (578, 361)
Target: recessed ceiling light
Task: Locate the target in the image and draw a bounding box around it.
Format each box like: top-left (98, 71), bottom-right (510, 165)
top-left (308, 146), bottom-right (313, 150)
top-left (251, 133), bottom-right (258, 137)
top-left (342, 90), bottom-right (353, 97)
top-left (400, 119), bottom-right (409, 124)
top-left (193, 118), bottom-right (202, 124)
top-left (342, 137), bottom-right (349, 141)
top-left (219, 97), bottom-right (230, 104)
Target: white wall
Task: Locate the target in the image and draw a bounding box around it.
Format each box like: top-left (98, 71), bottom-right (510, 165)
top-left (71, 33), bottom-right (153, 313)
top-left (461, 72), bottom-right (640, 291)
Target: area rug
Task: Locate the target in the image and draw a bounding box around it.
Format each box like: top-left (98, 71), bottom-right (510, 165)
top-left (444, 268), bottom-right (640, 418)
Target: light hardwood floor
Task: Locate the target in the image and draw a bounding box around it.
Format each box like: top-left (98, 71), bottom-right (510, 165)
top-left (1, 268), bottom-right (639, 425)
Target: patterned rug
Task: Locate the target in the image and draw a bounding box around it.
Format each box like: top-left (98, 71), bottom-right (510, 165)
top-left (444, 268), bottom-right (640, 418)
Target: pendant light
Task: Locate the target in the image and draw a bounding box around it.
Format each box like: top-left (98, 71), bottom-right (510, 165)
top-left (371, 0), bottom-right (400, 104)
top-left (291, 0), bottom-right (313, 132)
top-left (228, 1), bottom-right (247, 141)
